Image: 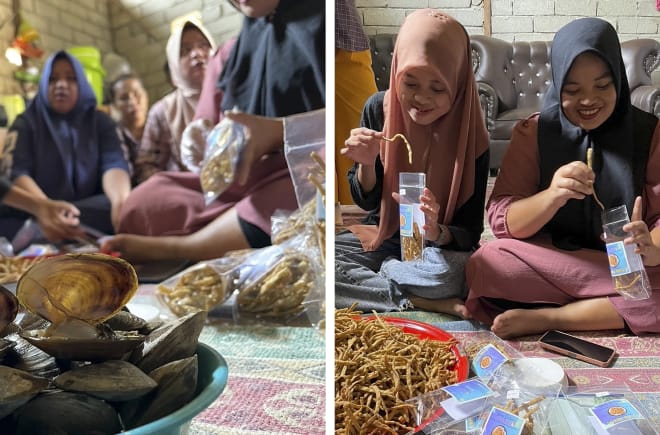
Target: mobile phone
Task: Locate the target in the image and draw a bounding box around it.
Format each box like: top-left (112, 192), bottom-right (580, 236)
top-left (538, 330), bottom-right (616, 367)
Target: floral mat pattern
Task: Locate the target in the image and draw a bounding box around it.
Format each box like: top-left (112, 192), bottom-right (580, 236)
top-left (134, 285), bottom-right (326, 435)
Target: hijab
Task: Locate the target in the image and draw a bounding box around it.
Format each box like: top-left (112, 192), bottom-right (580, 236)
top-left (17, 51), bottom-right (101, 199)
top-left (218, 0), bottom-right (325, 117)
top-left (162, 20), bottom-right (216, 148)
top-left (538, 17), bottom-right (655, 250)
top-left (352, 9), bottom-right (489, 251)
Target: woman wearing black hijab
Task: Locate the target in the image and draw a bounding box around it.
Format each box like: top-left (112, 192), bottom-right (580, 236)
top-left (464, 17), bottom-right (660, 339)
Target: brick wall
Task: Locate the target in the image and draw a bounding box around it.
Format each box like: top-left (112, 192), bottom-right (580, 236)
top-left (109, 0), bottom-right (242, 102)
top-left (0, 0), bottom-right (241, 108)
top-left (355, 0), bottom-right (659, 41)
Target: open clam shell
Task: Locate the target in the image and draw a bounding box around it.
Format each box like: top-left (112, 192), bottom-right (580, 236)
top-left (0, 285), bottom-right (19, 335)
top-left (16, 253), bottom-right (138, 327)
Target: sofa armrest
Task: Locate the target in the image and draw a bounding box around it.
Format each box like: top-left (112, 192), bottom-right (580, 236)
top-left (631, 85), bottom-right (660, 118)
top-left (477, 81), bottom-right (499, 131)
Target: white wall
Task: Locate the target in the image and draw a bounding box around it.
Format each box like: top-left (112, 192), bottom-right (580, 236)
top-left (355, 0), bottom-right (660, 40)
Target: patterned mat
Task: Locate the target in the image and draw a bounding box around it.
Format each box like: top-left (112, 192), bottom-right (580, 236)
top-left (131, 285), bottom-right (326, 435)
top-left (383, 312), bottom-right (660, 428)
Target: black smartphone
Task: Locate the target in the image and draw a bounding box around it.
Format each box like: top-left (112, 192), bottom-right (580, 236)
top-left (538, 330), bottom-right (616, 368)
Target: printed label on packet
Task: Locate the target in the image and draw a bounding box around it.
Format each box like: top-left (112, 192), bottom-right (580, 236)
top-left (440, 379), bottom-right (493, 420)
top-left (400, 204), bottom-right (413, 236)
top-left (606, 241), bottom-right (632, 276)
top-left (590, 398), bottom-right (644, 430)
top-left (471, 344), bottom-right (509, 378)
top-left (482, 407), bottom-right (524, 435)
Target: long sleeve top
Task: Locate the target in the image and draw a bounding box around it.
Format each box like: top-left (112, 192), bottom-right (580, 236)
top-left (347, 91), bottom-right (489, 251)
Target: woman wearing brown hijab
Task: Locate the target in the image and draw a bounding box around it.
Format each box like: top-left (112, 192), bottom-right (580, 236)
top-left (336, 9), bottom-right (489, 317)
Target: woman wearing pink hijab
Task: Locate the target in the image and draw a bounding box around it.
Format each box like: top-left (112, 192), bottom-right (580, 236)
top-left (336, 9), bottom-right (489, 317)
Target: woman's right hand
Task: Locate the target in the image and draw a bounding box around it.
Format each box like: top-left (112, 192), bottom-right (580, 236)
top-left (547, 161), bottom-right (595, 207)
top-left (35, 199), bottom-right (81, 242)
top-left (340, 127), bottom-right (382, 166)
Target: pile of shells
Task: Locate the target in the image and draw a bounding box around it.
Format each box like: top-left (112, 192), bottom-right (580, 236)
top-left (0, 253), bottom-right (208, 434)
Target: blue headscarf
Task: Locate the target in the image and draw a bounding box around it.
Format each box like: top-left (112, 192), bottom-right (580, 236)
top-left (10, 51), bottom-right (126, 200)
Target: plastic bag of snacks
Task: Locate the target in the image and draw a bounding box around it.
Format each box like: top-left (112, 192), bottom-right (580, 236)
top-left (546, 386), bottom-right (659, 435)
top-left (198, 117), bottom-right (246, 205)
top-left (457, 330), bottom-right (524, 379)
top-left (469, 360), bottom-right (562, 434)
top-left (156, 256), bottom-right (242, 317)
top-left (405, 377), bottom-right (497, 434)
top-left (180, 118), bottom-right (213, 173)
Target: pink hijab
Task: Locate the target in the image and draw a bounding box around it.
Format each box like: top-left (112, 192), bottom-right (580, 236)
top-left (351, 9), bottom-right (489, 251)
top-left (162, 20), bottom-right (216, 149)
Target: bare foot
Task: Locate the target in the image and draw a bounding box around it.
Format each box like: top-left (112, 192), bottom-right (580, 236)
top-left (409, 296), bottom-right (473, 320)
top-left (491, 308), bottom-right (554, 339)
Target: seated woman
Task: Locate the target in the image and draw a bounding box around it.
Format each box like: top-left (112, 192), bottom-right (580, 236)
top-left (101, 0), bottom-right (325, 263)
top-left (110, 73), bottom-right (149, 185)
top-left (0, 176), bottom-right (80, 242)
top-left (465, 18), bottom-right (660, 338)
top-left (133, 19), bottom-right (215, 183)
top-left (335, 9), bottom-right (489, 316)
top-left (0, 51), bottom-right (131, 239)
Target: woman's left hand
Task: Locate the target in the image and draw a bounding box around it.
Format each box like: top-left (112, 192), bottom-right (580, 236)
top-left (624, 196), bottom-right (660, 266)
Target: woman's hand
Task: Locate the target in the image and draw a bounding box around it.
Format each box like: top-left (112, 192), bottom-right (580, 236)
top-left (419, 188), bottom-right (442, 242)
top-left (223, 111), bottom-right (284, 186)
top-left (34, 199), bottom-right (81, 242)
top-left (547, 161), bottom-right (595, 207)
top-left (624, 196), bottom-right (660, 266)
top-left (340, 127), bottom-right (382, 166)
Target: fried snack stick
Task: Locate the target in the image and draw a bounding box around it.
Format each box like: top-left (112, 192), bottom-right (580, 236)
top-left (335, 306), bottom-right (459, 434)
top-left (157, 264), bottom-right (231, 316)
top-left (586, 147), bottom-right (605, 210)
top-left (0, 256), bottom-right (45, 285)
top-left (383, 133), bottom-right (413, 165)
top-left (495, 395), bottom-right (545, 435)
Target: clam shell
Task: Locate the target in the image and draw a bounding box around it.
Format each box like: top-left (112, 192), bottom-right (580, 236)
top-left (54, 360), bottom-right (157, 401)
top-left (16, 253), bottom-right (138, 326)
top-left (13, 390), bottom-right (122, 434)
top-left (20, 329), bottom-right (145, 362)
top-left (0, 286), bottom-right (18, 335)
top-left (0, 365), bottom-right (50, 419)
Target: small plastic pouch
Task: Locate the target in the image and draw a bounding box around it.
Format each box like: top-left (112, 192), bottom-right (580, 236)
top-left (156, 257), bottom-right (241, 317)
top-left (601, 205), bottom-right (651, 300)
top-left (180, 118), bottom-right (213, 173)
top-left (547, 386), bottom-right (659, 435)
top-left (407, 377), bottom-right (495, 434)
top-left (199, 117), bottom-right (246, 204)
top-left (470, 360), bottom-right (562, 434)
top-left (399, 172), bottom-right (425, 262)
top-left (456, 331), bottom-right (524, 379)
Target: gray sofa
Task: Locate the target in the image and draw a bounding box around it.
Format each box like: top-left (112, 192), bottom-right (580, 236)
top-left (368, 34), bottom-right (660, 173)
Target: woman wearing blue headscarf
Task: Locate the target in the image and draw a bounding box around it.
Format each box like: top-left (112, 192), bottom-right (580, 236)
top-left (0, 51), bottom-right (131, 241)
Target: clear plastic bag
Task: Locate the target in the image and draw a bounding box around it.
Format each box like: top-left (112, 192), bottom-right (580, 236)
top-left (180, 118), bottom-right (213, 173)
top-left (471, 360), bottom-right (562, 434)
top-left (546, 386), bottom-right (659, 435)
top-left (156, 257), bottom-right (241, 317)
top-left (198, 117), bottom-right (246, 205)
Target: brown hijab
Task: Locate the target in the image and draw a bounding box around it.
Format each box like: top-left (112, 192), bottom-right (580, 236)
top-left (352, 9), bottom-right (488, 251)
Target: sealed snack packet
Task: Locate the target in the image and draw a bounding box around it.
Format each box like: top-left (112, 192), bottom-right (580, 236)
top-left (547, 386), bottom-right (658, 435)
top-left (199, 117), bottom-right (246, 204)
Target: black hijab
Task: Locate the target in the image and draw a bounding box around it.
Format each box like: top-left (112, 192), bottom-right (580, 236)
top-left (538, 17), bottom-right (656, 250)
top-left (218, 0), bottom-right (325, 118)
